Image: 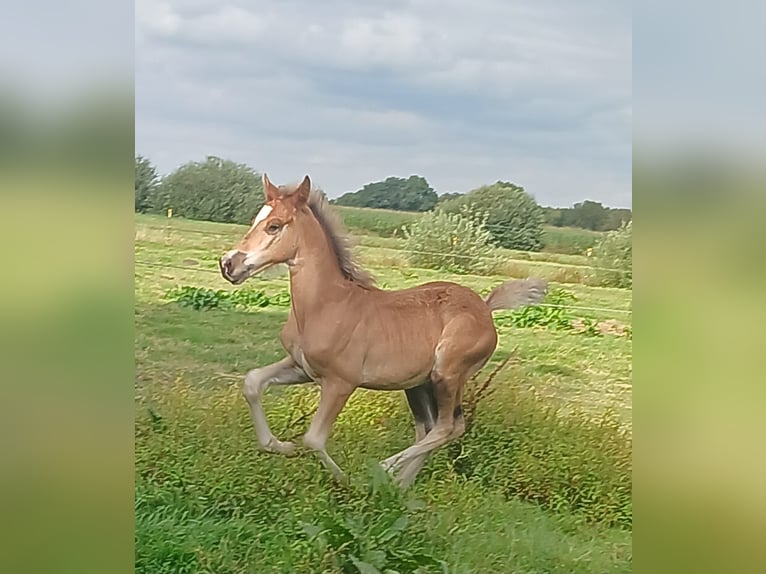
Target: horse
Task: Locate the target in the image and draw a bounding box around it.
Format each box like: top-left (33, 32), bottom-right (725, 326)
top-left (219, 174), bottom-right (547, 487)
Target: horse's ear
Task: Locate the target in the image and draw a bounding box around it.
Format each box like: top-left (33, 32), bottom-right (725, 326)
top-left (294, 175), bottom-right (311, 206)
top-left (262, 173), bottom-right (280, 201)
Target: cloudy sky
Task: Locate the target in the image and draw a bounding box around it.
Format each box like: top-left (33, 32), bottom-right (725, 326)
top-left (135, 0), bottom-right (631, 208)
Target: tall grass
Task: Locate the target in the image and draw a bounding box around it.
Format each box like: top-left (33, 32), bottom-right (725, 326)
top-left (541, 226), bottom-right (603, 255)
top-left (334, 206), bottom-right (421, 237)
top-left (136, 367), bottom-right (631, 572)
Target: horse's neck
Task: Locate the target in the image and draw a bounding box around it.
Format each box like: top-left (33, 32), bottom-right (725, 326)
top-left (288, 219), bottom-right (351, 330)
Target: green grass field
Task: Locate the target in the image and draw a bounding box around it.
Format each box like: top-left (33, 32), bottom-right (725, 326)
top-left (135, 213), bottom-right (632, 573)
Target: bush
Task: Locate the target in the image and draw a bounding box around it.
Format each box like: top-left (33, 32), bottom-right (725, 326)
top-left (591, 221), bottom-right (632, 288)
top-left (148, 156), bottom-right (264, 224)
top-left (441, 182), bottom-right (544, 251)
top-left (403, 208), bottom-right (498, 275)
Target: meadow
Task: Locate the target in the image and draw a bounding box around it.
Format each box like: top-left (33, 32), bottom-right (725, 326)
top-left (135, 210), bottom-right (632, 573)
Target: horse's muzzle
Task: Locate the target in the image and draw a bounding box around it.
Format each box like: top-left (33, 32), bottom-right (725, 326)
top-left (219, 251), bottom-right (248, 284)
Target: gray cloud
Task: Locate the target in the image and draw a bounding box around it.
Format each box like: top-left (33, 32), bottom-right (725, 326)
top-left (136, 0), bottom-right (631, 207)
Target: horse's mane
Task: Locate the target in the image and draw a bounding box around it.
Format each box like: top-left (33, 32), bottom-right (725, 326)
top-left (278, 184), bottom-right (377, 289)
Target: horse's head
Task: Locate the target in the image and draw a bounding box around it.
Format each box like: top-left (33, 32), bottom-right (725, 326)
top-left (219, 173), bottom-right (311, 284)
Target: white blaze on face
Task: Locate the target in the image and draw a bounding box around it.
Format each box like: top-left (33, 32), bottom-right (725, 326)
top-left (250, 204), bottom-right (273, 230)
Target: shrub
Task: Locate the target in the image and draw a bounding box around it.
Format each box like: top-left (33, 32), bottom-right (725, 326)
top-left (164, 285), bottom-right (291, 311)
top-left (403, 207), bottom-right (498, 275)
top-left (440, 181), bottom-right (544, 251)
top-left (149, 156), bottom-right (264, 225)
top-left (591, 221), bottom-right (632, 288)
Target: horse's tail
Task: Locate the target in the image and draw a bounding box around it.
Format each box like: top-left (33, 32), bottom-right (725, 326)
top-left (484, 277), bottom-right (548, 312)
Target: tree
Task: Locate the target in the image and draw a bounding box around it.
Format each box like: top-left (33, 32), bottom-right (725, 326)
top-left (570, 200), bottom-right (608, 231)
top-left (440, 181), bottom-right (544, 251)
top-left (334, 175), bottom-right (438, 211)
top-left (436, 192), bottom-right (463, 206)
top-left (542, 202), bottom-right (631, 231)
top-left (135, 155), bottom-right (158, 213)
top-left (152, 156), bottom-right (263, 224)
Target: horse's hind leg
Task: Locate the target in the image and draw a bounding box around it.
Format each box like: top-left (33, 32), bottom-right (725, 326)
top-left (381, 317), bottom-right (494, 480)
top-left (243, 356), bottom-right (311, 455)
top-left (380, 368), bottom-right (462, 475)
top-left (396, 382), bottom-right (437, 488)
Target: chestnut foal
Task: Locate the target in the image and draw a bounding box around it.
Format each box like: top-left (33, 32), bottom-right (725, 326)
top-left (220, 174), bottom-right (547, 487)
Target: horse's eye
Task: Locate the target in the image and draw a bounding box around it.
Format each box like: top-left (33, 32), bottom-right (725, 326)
top-left (266, 222), bottom-right (282, 234)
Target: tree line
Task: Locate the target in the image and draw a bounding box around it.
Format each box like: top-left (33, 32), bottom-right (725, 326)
top-left (542, 202), bottom-right (632, 232)
top-left (135, 155), bottom-right (630, 252)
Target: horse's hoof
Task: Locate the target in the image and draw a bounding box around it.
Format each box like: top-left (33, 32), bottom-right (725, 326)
top-left (261, 439), bottom-right (297, 456)
top-left (379, 459), bottom-right (397, 474)
top-left (273, 440), bottom-right (297, 456)
top-left (334, 472), bottom-right (350, 487)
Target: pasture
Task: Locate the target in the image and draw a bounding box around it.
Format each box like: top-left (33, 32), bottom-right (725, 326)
top-left (135, 211), bottom-right (632, 573)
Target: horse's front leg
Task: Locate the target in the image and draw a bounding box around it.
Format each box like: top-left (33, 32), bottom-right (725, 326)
top-left (243, 356), bottom-right (311, 455)
top-left (302, 378), bottom-right (354, 482)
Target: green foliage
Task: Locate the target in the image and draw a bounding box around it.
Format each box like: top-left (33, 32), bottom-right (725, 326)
top-left (165, 285), bottom-right (291, 311)
top-left (498, 287), bottom-right (576, 330)
top-left (148, 156), bottom-right (264, 224)
top-left (540, 225), bottom-right (602, 255)
top-left (335, 206), bottom-right (422, 237)
top-left (334, 175), bottom-right (438, 212)
top-left (493, 288), bottom-right (617, 338)
top-left (435, 192), bottom-right (462, 205)
top-left (402, 208), bottom-right (498, 275)
top-left (591, 221), bottom-right (632, 288)
top-left (135, 155), bottom-right (158, 213)
top-left (302, 466), bottom-right (445, 574)
top-left (440, 181), bottom-right (544, 251)
top-left (543, 201), bottom-right (632, 231)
